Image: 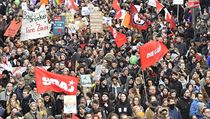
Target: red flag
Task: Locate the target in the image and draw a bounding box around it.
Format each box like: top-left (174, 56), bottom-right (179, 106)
top-left (109, 26), bottom-right (127, 47)
top-left (130, 3), bottom-right (150, 30)
top-left (65, 0), bottom-right (79, 11)
top-left (72, 114), bottom-right (79, 119)
top-left (112, 0), bottom-right (122, 19)
top-left (164, 8), bottom-right (176, 29)
top-left (139, 41), bottom-right (168, 70)
top-left (35, 67), bottom-right (79, 95)
top-left (155, 0), bottom-right (164, 14)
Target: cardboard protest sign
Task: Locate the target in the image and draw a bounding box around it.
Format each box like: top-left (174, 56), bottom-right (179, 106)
top-left (90, 11), bottom-right (103, 33)
top-left (4, 19), bottom-right (21, 37)
top-left (53, 16), bottom-right (66, 35)
top-left (64, 13), bottom-right (74, 26)
top-left (173, 0), bottom-right (184, 4)
top-left (20, 5), bottom-right (50, 41)
top-left (80, 75), bottom-right (92, 87)
top-left (64, 95), bottom-right (77, 114)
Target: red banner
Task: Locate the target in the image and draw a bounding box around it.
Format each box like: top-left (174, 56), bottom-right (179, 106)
top-left (188, 0), bottom-right (200, 8)
top-left (4, 19), bottom-right (21, 37)
top-left (139, 41), bottom-right (168, 70)
top-left (35, 67), bottom-right (79, 95)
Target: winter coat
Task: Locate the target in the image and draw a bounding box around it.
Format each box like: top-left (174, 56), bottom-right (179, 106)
top-left (21, 94), bottom-right (34, 115)
top-left (177, 97), bottom-right (192, 119)
top-left (169, 107), bottom-right (182, 119)
top-left (115, 100), bottom-right (132, 116)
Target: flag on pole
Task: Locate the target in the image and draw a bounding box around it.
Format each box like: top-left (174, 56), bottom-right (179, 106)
top-left (130, 3), bottom-right (150, 30)
top-left (40, 0), bottom-right (49, 5)
top-left (121, 12), bottom-right (130, 28)
top-left (164, 8), bottom-right (176, 29)
top-left (54, 0), bottom-right (63, 5)
top-left (109, 26), bottom-right (127, 48)
top-left (35, 67), bottom-right (79, 95)
top-left (112, 0), bottom-right (122, 19)
top-left (155, 0), bottom-right (164, 14)
top-left (139, 41), bottom-right (168, 70)
top-left (65, 0), bottom-right (79, 11)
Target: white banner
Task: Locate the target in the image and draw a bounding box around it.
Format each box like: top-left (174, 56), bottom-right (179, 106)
top-left (173, 0), bottom-right (184, 4)
top-left (148, 0), bottom-right (156, 7)
top-left (20, 5), bottom-right (50, 41)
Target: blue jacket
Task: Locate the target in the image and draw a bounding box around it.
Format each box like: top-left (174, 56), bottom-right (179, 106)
top-left (169, 107), bottom-right (182, 119)
top-left (190, 99), bottom-right (199, 117)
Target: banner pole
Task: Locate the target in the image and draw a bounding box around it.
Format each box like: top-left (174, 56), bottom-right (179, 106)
top-left (141, 69), bottom-right (148, 104)
top-left (177, 5), bottom-right (179, 24)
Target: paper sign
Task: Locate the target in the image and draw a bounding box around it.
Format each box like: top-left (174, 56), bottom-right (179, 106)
top-left (21, 2), bottom-right (28, 10)
top-left (4, 19), bottom-right (21, 37)
top-left (53, 16), bottom-right (66, 35)
top-left (103, 17), bottom-right (112, 26)
top-left (64, 95), bottom-right (77, 114)
top-left (64, 13), bottom-right (74, 26)
top-left (81, 7), bottom-right (91, 16)
top-left (90, 11), bottom-right (103, 33)
top-left (20, 5), bottom-right (50, 41)
top-left (93, 65), bottom-right (102, 80)
top-left (80, 75), bottom-right (92, 87)
top-left (173, 0), bottom-right (184, 4)
top-left (148, 0), bottom-right (156, 7)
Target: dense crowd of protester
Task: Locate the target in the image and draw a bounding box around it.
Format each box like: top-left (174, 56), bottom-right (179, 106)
top-left (0, 0), bottom-right (210, 119)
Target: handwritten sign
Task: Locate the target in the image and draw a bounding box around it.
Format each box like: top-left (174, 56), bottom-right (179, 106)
top-left (64, 13), bottom-right (74, 26)
top-left (20, 5), bottom-right (50, 41)
top-left (80, 75), bottom-right (92, 87)
top-left (4, 19), bottom-right (21, 37)
top-left (90, 11), bottom-right (103, 33)
top-left (53, 16), bottom-right (66, 35)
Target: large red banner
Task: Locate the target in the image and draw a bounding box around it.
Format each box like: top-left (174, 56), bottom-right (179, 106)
top-left (35, 67), bottom-right (79, 95)
top-left (139, 41), bottom-right (168, 70)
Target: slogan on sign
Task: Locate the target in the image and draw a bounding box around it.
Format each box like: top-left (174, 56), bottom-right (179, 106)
top-left (90, 11), bottom-right (103, 33)
top-left (80, 75), bottom-right (92, 87)
top-left (53, 16), bottom-right (66, 35)
top-left (20, 5), bottom-right (50, 41)
top-left (4, 19), bottom-right (21, 37)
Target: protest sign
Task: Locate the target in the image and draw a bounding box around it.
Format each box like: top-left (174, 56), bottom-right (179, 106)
top-left (20, 5), bottom-right (50, 41)
top-left (81, 7), bottom-right (90, 16)
top-left (80, 75), bottom-right (92, 87)
top-left (103, 17), bottom-right (112, 26)
top-left (64, 95), bottom-right (77, 114)
top-left (173, 0), bottom-right (184, 4)
top-left (148, 0), bottom-right (156, 7)
top-left (90, 11), bottom-right (103, 33)
top-left (40, 0), bottom-right (48, 5)
top-left (64, 13), bottom-right (74, 26)
top-left (93, 65), bottom-right (102, 80)
top-left (53, 16), bottom-right (66, 35)
top-left (4, 19), bottom-right (21, 37)
top-left (21, 2), bottom-right (28, 10)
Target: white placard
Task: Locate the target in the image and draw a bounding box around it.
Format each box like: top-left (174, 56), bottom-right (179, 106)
top-left (64, 96), bottom-right (77, 114)
top-left (20, 5), bottom-right (50, 41)
top-left (148, 0), bottom-right (156, 7)
top-left (80, 74), bottom-right (92, 87)
top-left (173, 0), bottom-right (184, 4)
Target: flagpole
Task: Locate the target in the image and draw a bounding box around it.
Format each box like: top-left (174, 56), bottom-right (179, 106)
top-left (141, 69), bottom-right (148, 104)
top-left (177, 5), bottom-right (179, 24)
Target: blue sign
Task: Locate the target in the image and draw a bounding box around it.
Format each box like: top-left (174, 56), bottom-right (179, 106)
top-left (53, 16), bottom-right (65, 35)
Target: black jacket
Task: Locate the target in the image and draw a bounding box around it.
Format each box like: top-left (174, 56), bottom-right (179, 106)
top-left (177, 97), bottom-right (192, 119)
top-left (115, 100), bottom-right (132, 116)
top-left (169, 80), bottom-right (183, 97)
top-left (21, 94), bottom-right (34, 115)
